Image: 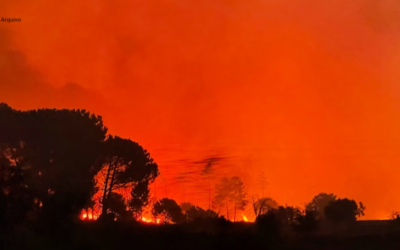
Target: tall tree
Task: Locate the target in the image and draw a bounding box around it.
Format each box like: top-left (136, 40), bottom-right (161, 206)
top-left (213, 177), bottom-right (232, 220)
top-left (30, 108), bottom-right (107, 223)
top-left (0, 103), bottom-right (37, 226)
top-left (99, 136), bottom-right (159, 218)
top-left (230, 176), bottom-right (247, 221)
top-left (213, 176), bottom-right (247, 221)
top-left (0, 104), bottom-right (108, 224)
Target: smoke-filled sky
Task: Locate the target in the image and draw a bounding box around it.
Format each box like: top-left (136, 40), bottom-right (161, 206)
top-left (1, 0), bottom-right (400, 219)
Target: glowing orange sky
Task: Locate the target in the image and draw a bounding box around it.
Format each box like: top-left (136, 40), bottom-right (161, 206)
top-left (1, 0), bottom-right (400, 219)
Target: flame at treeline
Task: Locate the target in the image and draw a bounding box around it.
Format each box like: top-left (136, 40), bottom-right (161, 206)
top-left (80, 158), bottom-right (255, 223)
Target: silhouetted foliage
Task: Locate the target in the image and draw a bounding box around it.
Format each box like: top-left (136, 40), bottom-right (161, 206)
top-left (274, 206), bottom-right (302, 229)
top-left (106, 193), bottom-right (132, 221)
top-left (305, 193), bottom-right (337, 219)
top-left (99, 136), bottom-right (159, 218)
top-left (153, 198), bottom-right (185, 224)
top-left (256, 205), bottom-right (302, 239)
top-left (252, 196), bottom-right (279, 217)
top-left (0, 104), bottom-right (108, 226)
top-left (129, 180), bottom-right (150, 220)
top-left (1, 103), bottom-right (396, 250)
top-left (185, 205), bottom-right (218, 223)
top-left (0, 104), bottom-right (160, 229)
top-left (255, 209), bottom-right (282, 240)
top-left (324, 198), bottom-right (365, 224)
top-left (180, 202), bottom-right (195, 214)
top-left (388, 211), bottom-right (400, 235)
top-left (0, 156), bottom-right (35, 227)
top-left (389, 211), bottom-right (400, 220)
top-left (186, 206), bottom-right (204, 221)
top-left (293, 209), bottom-right (319, 234)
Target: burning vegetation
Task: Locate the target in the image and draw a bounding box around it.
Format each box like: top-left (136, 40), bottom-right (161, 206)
top-left (1, 104), bottom-right (388, 250)
top-left (79, 166), bottom-right (253, 224)
top-left (0, 104), bottom-right (368, 227)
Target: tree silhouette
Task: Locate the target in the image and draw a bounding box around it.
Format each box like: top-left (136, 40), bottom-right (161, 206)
top-left (293, 209), bottom-right (319, 235)
top-left (0, 153), bottom-right (35, 227)
top-left (230, 177), bottom-right (247, 221)
top-left (256, 210), bottom-right (281, 238)
top-left (256, 205), bottom-right (301, 237)
top-left (213, 177), bottom-right (231, 219)
top-left (99, 135), bottom-right (159, 218)
top-left (252, 196), bottom-right (279, 217)
top-left (388, 211), bottom-right (400, 234)
top-left (0, 104), bottom-right (161, 226)
top-left (390, 211), bottom-right (400, 220)
top-left (324, 198), bottom-right (365, 224)
top-left (186, 206), bottom-right (206, 222)
top-left (305, 193), bottom-right (337, 220)
top-left (106, 193), bottom-right (132, 221)
top-left (180, 202), bottom-right (195, 214)
top-left (275, 206), bottom-right (301, 228)
top-left (213, 176), bottom-right (247, 221)
top-left (152, 198), bottom-right (185, 224)
top-left (184, 205), bottom-right (218, 222)
top-left (129, 180), bottom-right (150, 221)
top-left (0, 104), bottom-right (108, 225)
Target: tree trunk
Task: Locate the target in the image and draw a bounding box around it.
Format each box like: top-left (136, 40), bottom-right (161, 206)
top-left (101, 163), bottom-right (112, 215)
top-left (107, 163), bottom-right (117, 201)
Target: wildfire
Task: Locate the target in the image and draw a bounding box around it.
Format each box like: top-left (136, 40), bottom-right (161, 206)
top-left (80, 211), bottom-right (98, 220)
top-left (80, 208), bottom-right (162, 224)
top-left (81, 209), bottom-right (251, 224)
top-left (141, 216), bottom-right (161, 224)
top-left (79, 164), bottom-right (254, 225)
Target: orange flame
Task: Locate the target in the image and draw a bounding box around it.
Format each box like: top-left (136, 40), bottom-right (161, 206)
top-left (242, 214), bottom-right (248, 222)
top-left (141, 216), bottom-right (161, 224)
top-left (80, 208), bottom-right (99, 220)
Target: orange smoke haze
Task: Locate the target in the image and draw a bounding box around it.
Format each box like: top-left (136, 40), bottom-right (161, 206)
top-left (1, 0), bottom-right (400, 220)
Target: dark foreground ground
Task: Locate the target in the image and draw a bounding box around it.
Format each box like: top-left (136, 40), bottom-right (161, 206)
top-left (2, 221), bottom-right (400, 250)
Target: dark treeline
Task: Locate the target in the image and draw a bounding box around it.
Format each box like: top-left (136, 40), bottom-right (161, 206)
top-left (1, 103), bottom-right (400, 250)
